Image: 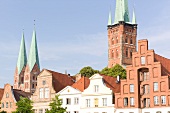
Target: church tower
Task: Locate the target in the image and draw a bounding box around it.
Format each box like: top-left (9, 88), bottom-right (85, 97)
top-left (108, 0), bottom-right (137, 68)
top-left (14, 33), bottom-right (27, 90)
top-left (24, 29), bottom-right (40, 93)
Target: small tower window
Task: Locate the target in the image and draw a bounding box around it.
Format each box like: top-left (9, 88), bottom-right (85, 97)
top-left (112, 50), bottom-right (114, 58)
top-left (130, 37), bottom-right (133, 44)
top-left (126, 48), bottom-right (128, 57)
top-left (116, 49), bottom-right (119, 58)
top-left (6, 93), bottom-right (9, 98)
top-left (116, 37), bottom-right (119, 43)
top-left (130, 50), bottom-right (133, 58)
top-left (112, 38), bottom-right (114, 45)
top-left (125, 37), bottom-right (128, 43)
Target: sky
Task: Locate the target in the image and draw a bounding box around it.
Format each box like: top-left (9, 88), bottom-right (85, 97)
top-left (0, 0), bottom-right (170, 88)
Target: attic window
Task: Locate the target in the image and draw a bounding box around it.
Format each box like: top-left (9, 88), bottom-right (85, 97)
top-left (6, 93), bottom-right (9, 98)
top-left (42, 80), bottom-right (46, 85)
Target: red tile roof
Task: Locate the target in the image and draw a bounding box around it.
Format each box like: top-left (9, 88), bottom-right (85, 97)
top-left (13, 89), bottom-right (32, 101)
top-left (154, 54), bottom-right (170, 76)
top-left (101, 75), bottom-right (121, 93)
top-left (0, 88), bottom-right (4, 101)
top-left (46, 69), bottom-right (75, 93)
top-left (72, 76), bottom-right (90, 92)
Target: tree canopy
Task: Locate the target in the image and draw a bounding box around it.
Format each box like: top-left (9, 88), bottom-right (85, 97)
top-left (100, 64), bottom-right (126, 79)
top-left (46, 95), bottom-right (66, 113)
top-left (79, 66), bottom-right (99, 78)
top-left (13, 97), bottom-right (33, 113)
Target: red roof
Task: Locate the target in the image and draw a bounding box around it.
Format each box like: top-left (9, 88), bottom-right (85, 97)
top-left (13, 89), bottom-right (32, 101)
top-left (72, 76), bottom-right (90, 92)
top-left (154, 54), bottom-right (170, 76)
top-left (46, 69), bottom-right (75, 93)
top-left (0, 88), bottom-right (4, 101)
top-left (101, 75), bottom-right (121, 93)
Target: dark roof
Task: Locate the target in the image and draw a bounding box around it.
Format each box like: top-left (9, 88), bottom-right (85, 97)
top-left (0, 88), bottom-right (4, 100)
top-left (101, 75), bottom-right (121, 93)
top-left (72, 76), bottom-right (90, 92)
top-left (13, 89), bottom-right (31, 101)
top-left (46, 69), bottom-right (75, 93)
top-left (154, 54), bottom-right (170, 76)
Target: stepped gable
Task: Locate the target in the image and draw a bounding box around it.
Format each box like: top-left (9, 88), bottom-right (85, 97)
top-left (0, 88), bottom-right (4, 100)
top-left (154, 53), bottom-right (170, 76)
top-left (72, 76), bottom-right (90, 92)
top-left (47, 69), bottom-right (75, 93)
top-left (13, 89), bottom-right (31, 101)
top-left (101, 75), bottom-right (121, 93)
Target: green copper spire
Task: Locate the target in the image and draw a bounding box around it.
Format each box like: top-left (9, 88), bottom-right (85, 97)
top-left (17, 33), bottom-right (27, 74)
top-left (132, 8), bottom-right (137, 24)
top-left (108, 10), bottom-right (112, 25)
top-left (114, 0), bottom-right (130, 24)
top-left (28, 29), bottom-right (40, 71)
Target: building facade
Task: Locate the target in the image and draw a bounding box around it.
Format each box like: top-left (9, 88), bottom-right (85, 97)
top-left (115, 40), bottom-right (170, 113)
top-left (31, 69), bottom-right (75, 113)
top-left (107, 0), bottom-right (137, 68)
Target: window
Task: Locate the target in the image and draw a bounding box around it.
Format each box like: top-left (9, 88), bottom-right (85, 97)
top-left (74, 97), bottom-right (79, 105)
top-left (112, 50), bottom-right (114, 58)
top-left (130, 37), bottom-right (133, 44)
top-left (32, 84), bottom-right (34, 89)
top-left (10, 102), bottom-right (12, 108)
top-left (66, 98), bottom-right (71, 105)
top-left (6, 93), bottom-right (9, 98)
top-left (141, 56), bottom-right (145, 65)
top-left (112, 38), bottom-right (114, 45)
top-left (1, 102), bottom-right (4, 108)
top-left (125, 37), bottom-right (128, 43)
top-left (116, 49), bottom-right (119, 58)
top-left (94, 85), bottom-right (99, 92)
top-left (124, 97), bottom-right (128, 106)
top-left (45, 88), bottom-right (49, 98)
top-left (94, 98), bottom-right (99, 107)
top-left (39, 88), bottom-right (43, 98)
top-left (42, 80), bottom-right (46, 85)
top-left (126, 48), bottom-right (128, 57)
top-left (116, 37), bottom-right (118, 43)
top-left (130, 84), bottom-right (134, 93)
top-left (154, 82), bottom-right (158, 91)
top-left (144, 72), bottom-right (149, 81)
top-left (86, 99), bottom-right (90, 107)
top-left (102, 98), bottom-right (107, 106)
top-left (161, 96), bottom-right (166, 104)
top-left (39, 109), bottom-right (43, 113)
top-left (74, 111), bottom-right (79, 113)
top-left (144, 85), bottom-right (150, 94)
top-left (130, 50), bottom-right (133, 58)
top-left (154, 96), bottom-right (159, 105)
top-left (130, 97), bottom-right (134, 106)
top-left (6, 102), bottom-right (8, 108)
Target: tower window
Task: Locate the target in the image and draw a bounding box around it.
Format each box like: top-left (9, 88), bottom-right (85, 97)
top-left (130, 50), bottom-right (133, 58)
top-left (112, 50), bottom-right (114, 58)
top-left (116, 50), bottom-right (119, 58)
top-left (126, 48), bottom-right (128, 57)
top-left (125, 37), bottom-right (128, 43)
top-left (130, 37), bottom-right (133, 44)
top-left (116, 37), bottom-right (118, 43)
top-left (112, 38), bottom-right (114, 45)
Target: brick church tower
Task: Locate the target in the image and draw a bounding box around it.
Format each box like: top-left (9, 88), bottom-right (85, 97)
top-left (14, 29), bottom-right (40, 93)
top-left (107, 0), bottom-right (137, 68)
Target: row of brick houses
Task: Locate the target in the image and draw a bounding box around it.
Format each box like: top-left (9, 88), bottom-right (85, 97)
top-left (1, 0), bottom-right (170, 113)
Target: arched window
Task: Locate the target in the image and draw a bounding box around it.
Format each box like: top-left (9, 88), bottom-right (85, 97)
top-left (6, 93), bottom-right (9, 98)
top-left (116, 49), bottom-right (119, 58)
top-left (1, 102), bottom-right (4, 108)
top-left (116, 37), bottom-right (119, 43)
top-left (130, 50), bottom-right (133, 58)
top-left (112, 38), bottom-right (114, 45)
top-left (126, 48), bottom-right (128, 57)
top-left (125, 37), bottom-right (128, 43)
top-left (112, 50), bottom-right (114, 58)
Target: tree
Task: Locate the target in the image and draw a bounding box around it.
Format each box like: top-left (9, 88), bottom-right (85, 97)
top-left (46, 95), bottom-right (66, 113)
top-left (100, 64), bottom-right (126, 79)
top-left (79, 66), bottom-right (99, 78)
top-left (13, 96), bottom-right (33, 113)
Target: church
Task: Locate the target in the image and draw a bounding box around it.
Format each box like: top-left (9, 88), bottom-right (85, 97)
top-left (1, 0), bottom-right (170, 113)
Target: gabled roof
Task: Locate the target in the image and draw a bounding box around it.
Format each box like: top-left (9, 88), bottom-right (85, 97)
top-left (46, 69), bottom-right (75, 93)
top-left (101, 74), bottom-right (121, 93)
top-left (154, 53), bottom-right (170, 76)
top-left (72, 76), bottom-right (90, 92)
top-left (0, 88), bottom-right (4, 100)
top-left (13, 89), bottom-right (31, 101)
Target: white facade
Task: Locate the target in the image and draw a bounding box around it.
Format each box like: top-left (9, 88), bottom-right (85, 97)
top-left (81, 74), bottom-right (115, 113)
top-left (57, 86), bottom-right (82, 113)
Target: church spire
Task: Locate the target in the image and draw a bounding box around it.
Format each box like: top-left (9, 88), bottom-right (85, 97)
top-left (17, 32), bottom-right (27, 74)
top-left (132, 8), bottom-right (137, 24)
top-left (114, 0), bottom-right (130, 24)
top-left (108, 9), bottom-right (112, 25)
top-left (28, 29), bottom-right (40, 71)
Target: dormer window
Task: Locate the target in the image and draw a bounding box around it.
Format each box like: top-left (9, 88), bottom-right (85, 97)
top-left (6, 93), bottom-right (9, 98)
top-left (42, 80), bottom-right (46, 85)
top-left (94, 85), bottom-right (99, 92)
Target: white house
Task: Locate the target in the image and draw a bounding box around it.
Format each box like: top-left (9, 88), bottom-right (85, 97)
top-left (81, 74), bottom-right (121, 113)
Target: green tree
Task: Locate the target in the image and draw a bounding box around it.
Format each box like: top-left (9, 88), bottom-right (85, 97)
top-left (79, 66), bottom-right (99, 78)
top-left (46, 95), bottom-right (66, 113)
top-left (100, 64), bottom-right (126, 79)
top-left (13, 97), bottom-right (33, 113)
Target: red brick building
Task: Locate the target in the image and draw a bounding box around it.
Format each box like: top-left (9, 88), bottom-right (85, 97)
top-left (115, 40), bottom-right (170, 113)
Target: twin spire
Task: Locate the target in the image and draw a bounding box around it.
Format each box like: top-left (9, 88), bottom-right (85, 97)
top-left (17, 29), bottom-right (40, 74)
top-left (108, 0), bottom-right (137, 25)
